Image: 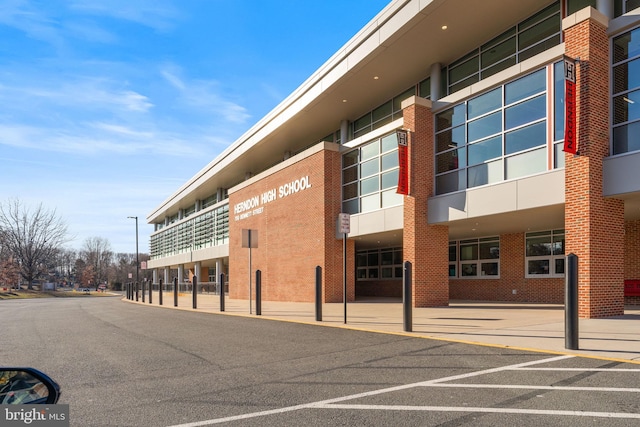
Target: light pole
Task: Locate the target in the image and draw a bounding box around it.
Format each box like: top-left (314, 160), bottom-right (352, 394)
top-left (127, 216), bottom-right (139, 288)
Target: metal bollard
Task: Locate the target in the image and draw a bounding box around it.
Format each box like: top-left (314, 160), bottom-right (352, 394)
top-left (315, 266), bottom-right (322, 321)
top-left (135, 281), bottom-right (139, 302)
top-left (255, 270), bottom-right (261, 315)
top-left (565, 253), bottom-right (579, 350)
top-left (159, 279), bottom-right (163, 306)
top-left (173, 277), bottom-right (178, 307)
top-left (403, 261), bottom-right (412, 332)
top-left (148, 280), bottom-right (152, 304)
top-left (219, 273), bottom-right (225, 312)
top-left (192, 276), bottom-right (198, 309)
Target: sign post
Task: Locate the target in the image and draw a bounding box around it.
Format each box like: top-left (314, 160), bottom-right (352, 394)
top-left (242, 229), bottom-right (258, 313)
top-left (338, 213), bottom-right (350, 324)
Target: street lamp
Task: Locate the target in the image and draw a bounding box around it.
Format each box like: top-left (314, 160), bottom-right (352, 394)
top-left (127, 216), bottom-right (139, 290)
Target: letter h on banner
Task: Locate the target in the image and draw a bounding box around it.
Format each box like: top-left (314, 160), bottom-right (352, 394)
top-left (396, 129), bottom-right (409, 195)
top-left (563, 56), bottom-right (578, 155)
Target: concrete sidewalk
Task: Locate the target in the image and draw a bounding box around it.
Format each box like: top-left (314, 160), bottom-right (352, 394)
top-left (125, 292), bottom-right (640, 364)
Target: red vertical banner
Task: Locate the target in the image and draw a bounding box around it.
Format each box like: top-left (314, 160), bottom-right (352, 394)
top-left (396, 129), bottom-right (409, 195)
top-left (563, 57), bottom-right (578, 154)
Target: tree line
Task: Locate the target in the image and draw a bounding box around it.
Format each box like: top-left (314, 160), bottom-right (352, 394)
top-left (0, 198), bottom-right (150, 291)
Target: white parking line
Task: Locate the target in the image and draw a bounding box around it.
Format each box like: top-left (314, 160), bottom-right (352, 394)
top-left (515, 367), bottom-right (640, 372)
top-left (167, 355), bottom-right (640, 426)
top-left (427, 383), bottom-right (640, 392)
top-left (317, 404), bottom-right (640, 419)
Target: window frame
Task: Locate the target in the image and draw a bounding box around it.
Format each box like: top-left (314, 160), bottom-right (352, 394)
top-left (356, 247), bottom-right (403, 281)
top-left (342, 132), bottom-right (403, 214)
top-left (450, 237), bottom-right (500, 279)
top-left (611, 26), bottom-right (640, 156)
top-left (524, 229), bottom-right (565, 278)
top-left (434, 66), bottom-right (556, 195)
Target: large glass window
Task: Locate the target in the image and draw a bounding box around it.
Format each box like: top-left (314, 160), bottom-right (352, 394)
top-left (613, 27), bottom-right (640, 155)
top-left (553, 61), bottom-right (566, 168)
top-left (352, 89), bottom-right (415, 138)
top-left (567, 0), bottom-right (596, 15)
top-left (357, 247), bottom-right (403, 280)
top-left (435, 67), bottom-right (555, 195)
top-left (525, 230), bottom-right (565, 277)
top-left (150, 203), bottom-right (229, 260)
top-left (342, 132), bottom-right (403, 214)
top-left (615, 0), bottom-right (640, 16)
top-left (440, 2), bottom-right (560, 96)
top-left (453, 237), bottom-right (500, 278)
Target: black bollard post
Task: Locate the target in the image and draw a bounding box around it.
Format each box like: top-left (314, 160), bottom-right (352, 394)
top-left (141, 280), bottom-right (145, 303)
top-left (173, 277), bottom-right (178, 307)
top-left (135, 281), bottom-right (139, 302)
top-left (565, 253), bottom-right (579, 350)
top-left (192, 276), bottom-right (198, 309)
top-left (403, 261), bottom-right (412, 332)
top-left (159, 279), bottom-right (163, 306)
top-left (255, 270), bottom-right (261, 315)
top-left (148, 280), bottom-right (152, 304)
top-left (315, 266), bottom-right (322, 321)
top-left (219, 273), bottom-right (225, 312)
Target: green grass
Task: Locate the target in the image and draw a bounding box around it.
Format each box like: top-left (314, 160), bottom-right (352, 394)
top-left (0, 289), bottom-right (114, 300)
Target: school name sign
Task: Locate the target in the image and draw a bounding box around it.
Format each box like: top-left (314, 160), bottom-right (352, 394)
top-left (233, 176), bottom-right (312, 221)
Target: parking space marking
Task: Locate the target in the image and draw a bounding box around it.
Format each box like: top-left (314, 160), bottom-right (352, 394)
top-left (425, 383), bottom-right (640, 392)
top-left (169, 355), bottom-right (577, 426)
top-left (316, 404), bottom-right (640, 419)
top-left (514, 367), bottom-right (640, 372)
top-left (169, 354), bottom-right (640, 426)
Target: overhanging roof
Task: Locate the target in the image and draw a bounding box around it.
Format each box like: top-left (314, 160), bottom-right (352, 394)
top-left (147, 0), bottom-right (556, 223)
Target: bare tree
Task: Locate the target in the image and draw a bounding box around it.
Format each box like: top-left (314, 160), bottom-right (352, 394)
top-left (80, 237), bottom-right (113, 288)
top-left (0, 257), bottom-right (20, 289)
top-left (58, 248), bottom-right (77, 286)
top-left (80, 264), bottom-right (95, 288)
top-left (0, 199), bottom-right (69, 289)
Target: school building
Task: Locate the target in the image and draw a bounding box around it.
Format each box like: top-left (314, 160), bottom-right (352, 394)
top-left (146, 0), bottom-right (640, 318)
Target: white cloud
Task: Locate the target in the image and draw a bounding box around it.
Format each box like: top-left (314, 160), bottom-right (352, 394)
top-left (121, 90), bottom-right (154, 112)
top-left (0, 0), bottom-right (65, 47)
top-left (161, 65), bottom-right (251, 124)
top-left (68, 0), bottom-right (181, 32)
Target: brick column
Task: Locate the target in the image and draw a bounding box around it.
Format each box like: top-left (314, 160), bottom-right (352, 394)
top-left (402, 96), bottom-right (449, 307)
top-left (563, 8), bottom-right (625, 318)
top-left (324, 148), bottom-right (356, 303)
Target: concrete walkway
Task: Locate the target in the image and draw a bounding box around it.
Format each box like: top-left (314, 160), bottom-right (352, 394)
top-left (125, 292), bottom-right (640, 364)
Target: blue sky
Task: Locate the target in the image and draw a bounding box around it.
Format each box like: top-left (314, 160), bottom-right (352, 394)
top-left (0, 0), bottom-right (390, 254)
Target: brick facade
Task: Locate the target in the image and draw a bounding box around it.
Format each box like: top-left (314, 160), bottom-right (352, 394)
top-left (228, 144), bottom-right (354, 303)
top-left (564, 11), bottom-right (625, 317)
top-left (402, 98), bottom-right (449, 307)
top-left (151, 5), bottom-right (640, 316)
top-left (450, 233), bottom-right (564, 303)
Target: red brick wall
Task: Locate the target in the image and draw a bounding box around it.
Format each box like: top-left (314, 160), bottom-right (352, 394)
top-left (228, 145), bottom-right (354, 303)
top-left (564, 13), bottom-right (625, 317)
top-left (356, 280), bottom-right (402, 298)
top-left (449, 233), bottom-right (564, 303)
top-left (325, 147), bottom-right (356, 303)
top-left (402, 99), bottom-right (449, 307)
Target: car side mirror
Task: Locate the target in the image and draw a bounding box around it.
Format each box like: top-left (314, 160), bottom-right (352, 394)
top-left (0, 368), bottom-right (61, 404)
